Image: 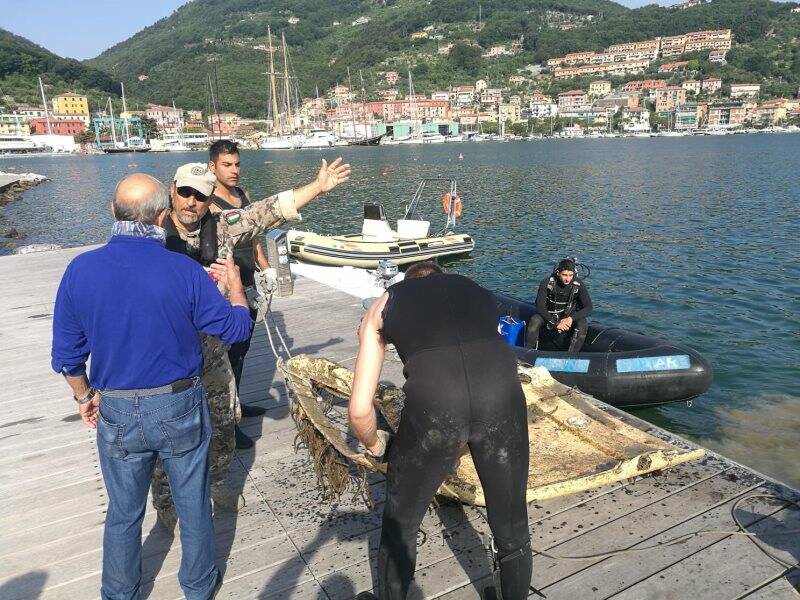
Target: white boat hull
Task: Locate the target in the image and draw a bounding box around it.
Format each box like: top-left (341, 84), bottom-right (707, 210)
top-left (287, 230), bottom-right (475, 268)
top-left (259, 136), bottom-right (301, 150)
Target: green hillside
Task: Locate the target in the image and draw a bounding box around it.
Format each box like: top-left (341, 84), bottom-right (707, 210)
top-left (79, 0), bottom-right (800, 117)
top-left (0, 29), bottom-right (124, 114)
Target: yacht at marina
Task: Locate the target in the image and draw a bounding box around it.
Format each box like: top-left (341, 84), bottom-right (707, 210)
top-left (0, 135), bottom-right (48, 155)
top-left (300, 129), bottom-right (339, 148)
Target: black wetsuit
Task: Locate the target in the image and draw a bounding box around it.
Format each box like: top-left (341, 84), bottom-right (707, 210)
top-left (379, 273), bottom-right (531, 599)
top-left (525, 275), bottom-right (592, 352)
top-left (211, 188), bottom-right (258, 388)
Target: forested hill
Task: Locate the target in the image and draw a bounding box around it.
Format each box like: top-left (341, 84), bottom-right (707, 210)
top-left (84, 0), bottom-right (800, 118)
top-left (0, 29), bottom-right (120, 110)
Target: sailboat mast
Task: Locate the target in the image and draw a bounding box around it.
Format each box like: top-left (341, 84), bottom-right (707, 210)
top-left (407, 70), bottom-right (419, 138)
top-left (267, 26), bottom-right (281, 135)
top-left (347, 67), bottom-right (357, 138)
top-left (315, 85), bottom-right (321, 128)
top-left (120, 82), bottom-right (131, 145)
top-left (281, 32), bottom-right (294, 133)
top-left (173, 100), bottom-right (185, 146)
top-left (38, 77), bottom-right (52, 135)
top-left (359, 69), bottom-right (368, 138)
top-left (208, 74), bottom-right (220, 139)
top-left (108, 98), bottom-right (117, 144)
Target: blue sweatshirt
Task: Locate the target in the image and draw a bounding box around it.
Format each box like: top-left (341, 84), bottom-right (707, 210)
top-left (51, 235), bottom-right (252, 390)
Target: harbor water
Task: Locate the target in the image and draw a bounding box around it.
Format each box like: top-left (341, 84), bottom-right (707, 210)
top-left (1, 135), bottom-right (798, 488)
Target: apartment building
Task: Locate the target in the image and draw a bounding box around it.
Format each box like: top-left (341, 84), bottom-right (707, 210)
top-left (453, 86), bottom-right (476, 106)
top-left (607, 39), bottom-right (660, 54)
top-left (51, 93), bottom-right (89, 118)
top-left (557, 90), bottom-right (590, 115)
top-left (702, 77), bottom-right (723, 94)
top-left (146, 104), bottom-right (183, 131)
top-left (529, 99), bottom-right (557, 118)
top-left (563, 51), bottom-right (596, 65)
top-left (623, 80), bottom-right (667, 92)
top-left (708, 50), bottom-right (728, 64)
top-left (499, 103), bottom-right (523, 124)
top-left (707, 102), bottom-right (746, 128)
top-left (659, 35), bottom-right (687, 57)
top-left (622, 106), bottom-right (650, 131)
top-left (0, 113), bottom-right (31, 135)
top-left (730, 83), bottom-right (761, 99)
top-left (589, 80), bottom-right (612, 97)
top-left (674, 103), bottom-right (706, 130)
top-left (555, 59), bottom-right (649, 79)
top-left (655, 86), bottom-right (687, 113)
top-left (755, 100), bottom-right (789, 124)
top-left (30, 117), bottom-right (86, 136)
top-left (480, 89), bottom-right (503, 105)
top-left (371, 99), bottom-right (450, 121)
top-left (682, 80), bottom-right (701, 95)
top-left (685, 29), bottom-right (732, 52)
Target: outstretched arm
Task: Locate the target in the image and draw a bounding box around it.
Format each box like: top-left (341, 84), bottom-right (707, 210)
top-left (219, 158), bottom-right (351, 247)
top-left (294, 157), bottom-right (351, 210)
top-left (349, 293), bottom-right (388, 454)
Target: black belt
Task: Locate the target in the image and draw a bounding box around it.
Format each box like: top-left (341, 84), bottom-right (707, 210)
top-left (102, 377), bottom-right (197, 398)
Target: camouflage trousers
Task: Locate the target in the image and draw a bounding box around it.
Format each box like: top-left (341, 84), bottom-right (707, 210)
top-left (150, 336), bottom-right (240, 512)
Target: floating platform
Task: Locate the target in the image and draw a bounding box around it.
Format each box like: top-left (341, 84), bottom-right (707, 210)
top-left (0, 246), bottom-right (797, 599)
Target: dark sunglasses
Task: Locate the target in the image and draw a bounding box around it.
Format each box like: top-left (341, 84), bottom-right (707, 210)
top-left (176, 186), bottom-right (209, 202)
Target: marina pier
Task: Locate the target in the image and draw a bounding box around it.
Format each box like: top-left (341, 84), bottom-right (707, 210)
top-left (0, 246), bottom-right (797, 599)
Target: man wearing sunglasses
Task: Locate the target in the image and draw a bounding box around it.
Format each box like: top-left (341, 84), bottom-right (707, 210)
top-left (151, 158), bottom-right (351, 531)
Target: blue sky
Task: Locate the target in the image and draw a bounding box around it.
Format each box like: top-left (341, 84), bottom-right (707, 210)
top-left (6, 0), bottom-right (696, 61)
top-left (4, 0), bottom-right (188, 60)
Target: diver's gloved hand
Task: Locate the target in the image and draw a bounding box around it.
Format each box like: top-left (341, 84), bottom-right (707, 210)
top-left (365, 429), bottom-right (392, 462)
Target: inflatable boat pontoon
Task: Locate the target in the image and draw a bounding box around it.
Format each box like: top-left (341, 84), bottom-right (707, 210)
top-left (497, 293), bottom-right (713, 407)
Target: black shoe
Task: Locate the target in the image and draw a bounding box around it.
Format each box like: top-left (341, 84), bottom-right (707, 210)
top-left (240, 403), bottom-right (266, 417)
top-left (235, 426), bottom-right (254, 450)
top-left (354, 593), bottom-right (378, 600)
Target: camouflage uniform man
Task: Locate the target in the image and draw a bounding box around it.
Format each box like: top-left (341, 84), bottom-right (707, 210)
top-left (152, 156), bottom-right (351, 529)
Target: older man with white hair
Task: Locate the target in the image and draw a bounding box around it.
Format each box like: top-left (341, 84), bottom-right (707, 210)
top-left (51, 173), bottom-right (251, 599)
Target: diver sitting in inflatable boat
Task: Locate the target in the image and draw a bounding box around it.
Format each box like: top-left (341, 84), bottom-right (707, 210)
top-left (525, 257), bottom-right (593, 352)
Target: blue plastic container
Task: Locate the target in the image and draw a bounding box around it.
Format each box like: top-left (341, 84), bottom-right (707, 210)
top-left (499, 316), bottom-right (525, 347)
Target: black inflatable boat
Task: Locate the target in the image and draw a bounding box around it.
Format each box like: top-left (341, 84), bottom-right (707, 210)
top-left (496, 293), bottom-right (713, 407)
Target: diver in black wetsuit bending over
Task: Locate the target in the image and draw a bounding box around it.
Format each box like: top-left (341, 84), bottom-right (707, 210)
top-left (349, 262), bottom-right (532, 600)
top-left (525, 258), bottom-right (593, 353)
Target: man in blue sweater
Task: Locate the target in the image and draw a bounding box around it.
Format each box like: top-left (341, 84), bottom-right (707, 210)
top-left (51, 173), bottom-right (252, 600)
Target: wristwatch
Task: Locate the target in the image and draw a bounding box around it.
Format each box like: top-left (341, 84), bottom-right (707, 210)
top-left (74, 387), bottom-right (97, 405)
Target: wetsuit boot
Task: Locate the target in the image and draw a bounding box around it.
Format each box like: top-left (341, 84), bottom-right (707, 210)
top-left (491, 540), bottom-right (535, 600)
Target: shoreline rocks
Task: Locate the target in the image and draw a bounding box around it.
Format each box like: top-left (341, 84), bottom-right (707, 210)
top-left (0, 171), bottom-right (49, 251)
top-left (0, 172), bottom-right (49, 207)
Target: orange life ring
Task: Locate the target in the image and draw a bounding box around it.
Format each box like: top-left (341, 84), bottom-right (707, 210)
top-left (441, 193), bottom-right (463, 218)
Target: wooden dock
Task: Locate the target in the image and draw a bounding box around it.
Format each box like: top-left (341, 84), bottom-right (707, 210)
top-left (0, 245), bottom-right (797, 599)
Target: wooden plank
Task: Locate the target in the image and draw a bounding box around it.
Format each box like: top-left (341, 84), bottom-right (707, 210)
top-left (741, 573), bottom-right (800, 599)
top-left (611, 495), bottom-right (800, 599)
top-left (530, 484), bottom-right (782, 598)
top-left (435, 463), bottom-right (748, 600)
top-left (2, 247), bottom-right (799, 600)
